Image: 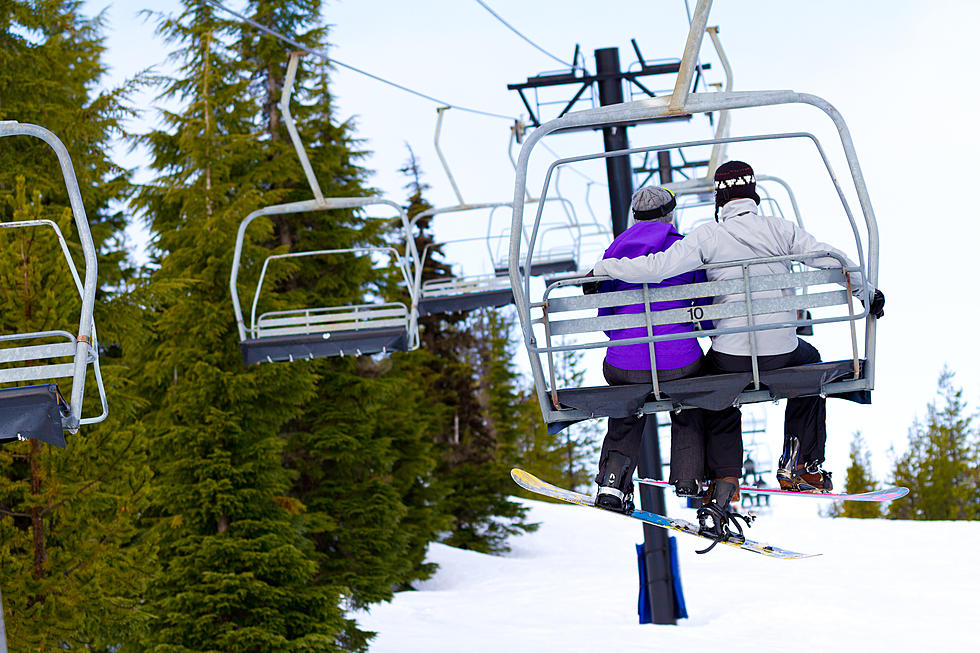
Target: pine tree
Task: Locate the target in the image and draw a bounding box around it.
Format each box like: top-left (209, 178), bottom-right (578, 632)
top-left (131, 2), bottom-right (344, 649)
top-left (0, 1), bottom-right (149, 648)
top-left (512, 350), bottom-right (600, 494)
top-left (827, 432), bottom-right (881, 518)
top-left (395, 149), bottom-right (535, 554)
top-left (887, 367), bottom-right (977, 521)
top-left (232, 5), bottom-right (457, 649)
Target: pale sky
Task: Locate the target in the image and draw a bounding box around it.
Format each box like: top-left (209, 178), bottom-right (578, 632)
top-left (82, 0), bottom-right (980, 484)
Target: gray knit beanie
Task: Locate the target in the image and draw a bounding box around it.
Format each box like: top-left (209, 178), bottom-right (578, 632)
top-left (631, 186), bottom-right (675, 223)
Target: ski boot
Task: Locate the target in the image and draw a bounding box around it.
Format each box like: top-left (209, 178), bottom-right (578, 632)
top-left (594, 451), bottom-right (635, 514)
top-left (695, 478), bottom-right (753, 554)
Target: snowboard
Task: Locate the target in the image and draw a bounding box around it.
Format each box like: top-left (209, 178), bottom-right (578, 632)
top-left (636, 477), bottom-right (909, 502)
top-left (511, 468), bottom-right (818, 559)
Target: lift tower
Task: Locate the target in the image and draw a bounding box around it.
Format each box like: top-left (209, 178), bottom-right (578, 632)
top-left (507, 43), bottom-right (711, 626)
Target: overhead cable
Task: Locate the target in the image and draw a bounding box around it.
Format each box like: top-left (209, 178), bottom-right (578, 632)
top-left (473, 0), bottom-right (574, 69)
top-left (203, 0), bottom-right (517, 121)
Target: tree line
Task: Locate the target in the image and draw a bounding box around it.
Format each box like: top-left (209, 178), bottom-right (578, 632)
top-left (0, 1), bottom-right (594, 650)
top-left (830, 366), bottom-right (980, 520)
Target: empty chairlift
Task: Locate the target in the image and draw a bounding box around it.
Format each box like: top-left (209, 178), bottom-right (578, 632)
top-left (0, 122), bottom-right (109, 448)
top-left (230, 197), bottom-right (420, 364)
top-left (508, 91), bottom-right (881, 433)
top-left (414, 202), bottom-right (516, 316)
top-left (229, 52), bottom-right (419, 364)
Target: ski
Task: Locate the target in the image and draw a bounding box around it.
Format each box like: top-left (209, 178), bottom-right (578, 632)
top-left (636, 477), bottom-right (909, 502)
top-left (511, 468), bottom-right (818, 559)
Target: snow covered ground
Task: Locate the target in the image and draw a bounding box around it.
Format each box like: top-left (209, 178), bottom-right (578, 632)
top-left (356, 496), bottom-right (979, 652)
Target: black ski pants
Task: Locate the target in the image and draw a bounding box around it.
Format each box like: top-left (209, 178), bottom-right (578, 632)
top-left (707, 338), bottom-right (827, 465)
top-left (597, 357), bottom-right (743, 486)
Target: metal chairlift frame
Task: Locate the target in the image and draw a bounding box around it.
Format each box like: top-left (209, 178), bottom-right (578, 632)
top-left (0, 121), bottom-right (109, 447)
top-left (411, 201), bottom-right (517, 316)
top-left (509, 103), bottom-right (880, 428)
top-left (229, 53), bottom-right (421, 364)
top-left (433, 109), bottom-right (594, 281)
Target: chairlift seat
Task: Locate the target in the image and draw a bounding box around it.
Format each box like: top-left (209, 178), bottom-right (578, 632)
top-left (418, 275), bottom-right (515, 316)
top-left (549, 359), bottom-right (868, 434)
top-left (241, 327), bottom-right (410, 365)
top-left (494, 257), bottom-right (578, 277)
top-left (419, 287), bottom-right (514, 316)
top-left (0, 384), bottom-right (69, 448)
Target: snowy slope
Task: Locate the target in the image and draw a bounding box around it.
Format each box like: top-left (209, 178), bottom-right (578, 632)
top-left (356, 497), bottom-right (979, 652)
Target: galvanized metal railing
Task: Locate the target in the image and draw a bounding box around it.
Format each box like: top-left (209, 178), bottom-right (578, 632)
top-left (0, 121), bottom-right (109, 432)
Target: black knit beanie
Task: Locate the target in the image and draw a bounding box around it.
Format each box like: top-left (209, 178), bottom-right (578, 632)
top-left (714, 160), bottom-right (761, 220)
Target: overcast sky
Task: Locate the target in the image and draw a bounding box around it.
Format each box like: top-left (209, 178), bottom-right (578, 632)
top-left (82, 0), bottom-right (980, 483)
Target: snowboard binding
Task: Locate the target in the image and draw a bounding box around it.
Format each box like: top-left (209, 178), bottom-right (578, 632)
top-left (777, 436), bottom-right (832, 492)
top-left (594, 451), bottom-right (636, 515)
top-left (695, 479), bottom-right (754, 554)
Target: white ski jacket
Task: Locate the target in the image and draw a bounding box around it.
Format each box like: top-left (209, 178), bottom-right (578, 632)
top-left (593, 198), bottom-right (866, 357)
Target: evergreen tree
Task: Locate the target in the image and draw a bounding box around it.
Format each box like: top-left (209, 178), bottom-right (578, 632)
top-left (827, 432), bottom-right (881, 519)
top-left (887, 367), bottom-right (978, 521)
top-left (396, 148), bottom-right (535, 554)
top-left (131, 2), bottom-right (344, 649)
top-left (439, 308), bottom-right (537, 553)
top-left (235, 6), bottom-right (454, 649)
top-left (0, 2), bottom-right (150, 649)
top-left (512, 350), bottom-right (600, 493)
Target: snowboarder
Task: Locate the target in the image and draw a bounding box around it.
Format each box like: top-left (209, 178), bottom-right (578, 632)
top-left (588, 186), bottom-right (743, 516)
top-left (593, 161), bottom-right (886, 493)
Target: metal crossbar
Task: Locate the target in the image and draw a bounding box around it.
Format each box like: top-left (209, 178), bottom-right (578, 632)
top-left (545, 289), bottom-right (849, 337)
top-left (422, 274), bottom-right (511, 296)
top-left (546, 267), bottom-right (845, 312)
top-left (256, 305), bottom-right (409, 334)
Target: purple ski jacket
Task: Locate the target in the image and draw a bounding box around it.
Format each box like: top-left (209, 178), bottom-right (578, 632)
top-left (597, 221), bottom-right (708, 371)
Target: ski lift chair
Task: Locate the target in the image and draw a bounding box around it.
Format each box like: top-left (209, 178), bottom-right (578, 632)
top-left (489, 197), bottom-right (583, 277)
top-left (412, 202), bottom-right (516, 316)
top-left (229, 54), bottom-right (420, 363)
top-left (508, 94), bottom-right (880, 434)
top-left (230, 197), bottom-right (420, 365)
top-left (0, 122), bottom-right (109, 447)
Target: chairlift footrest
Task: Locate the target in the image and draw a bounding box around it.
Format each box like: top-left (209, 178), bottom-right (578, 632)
top-left (241, 328), bottom-right (410, 365)
top-left (552, 359), bottom-right (867, 429)
top-left (418, 288), bottom-right (514, 316)
top-left (0, 384), bottom-right (69, 448)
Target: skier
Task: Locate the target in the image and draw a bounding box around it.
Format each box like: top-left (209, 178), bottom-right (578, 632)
top-left (589, 186), bottom-right (742, 517)
top-left (593, 161), bottom-right (886, 496)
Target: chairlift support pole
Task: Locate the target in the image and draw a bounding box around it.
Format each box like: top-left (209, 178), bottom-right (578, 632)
top-left (594, 48), bottom-right (634, 238)
top-left (594, 46), bottom-right (675, 626)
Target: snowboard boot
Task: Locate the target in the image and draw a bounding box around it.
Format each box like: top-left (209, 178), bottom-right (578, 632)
top-left (776, 436), bottom-right (818, 492)
top-left (673, 479), bottom-right (703, 498)
top-left (594, 451), bottom-right (635, 514)
top-left (695, 478), bottom-right (752, 554)
top-left (800, 460), bottom-right (833, 492)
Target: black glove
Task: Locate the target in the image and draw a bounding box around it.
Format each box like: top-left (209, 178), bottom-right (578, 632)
top-left (864, 288), bottom-right (885, 319)
top-left (582, 269), bottom-right (601, 295)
